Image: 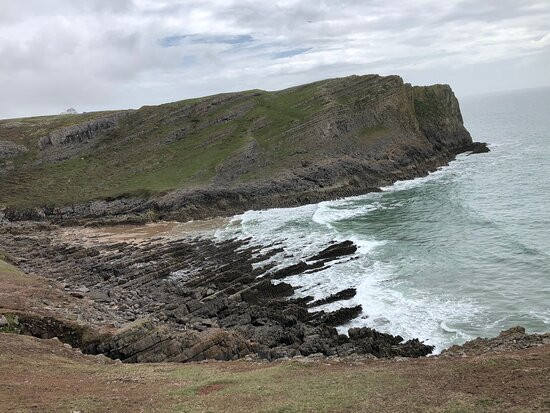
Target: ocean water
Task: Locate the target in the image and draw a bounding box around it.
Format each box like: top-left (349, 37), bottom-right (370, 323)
top-left (215, 87), bottom-right (550, 352)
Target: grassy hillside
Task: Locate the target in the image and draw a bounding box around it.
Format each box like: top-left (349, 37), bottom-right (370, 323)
top-left (0, 75), bottom-right (416, 209)
top-left (1, 332), bottom-right (548, 412)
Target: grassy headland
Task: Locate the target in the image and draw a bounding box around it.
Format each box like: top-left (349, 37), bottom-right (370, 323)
top-left (0, 74), bottom-right (471, 218)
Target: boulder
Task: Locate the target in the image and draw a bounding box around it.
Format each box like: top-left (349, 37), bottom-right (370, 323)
top-left (309, 288), bottom-right (357, 307)
top-left (308, 241), bottom-right (357, 262)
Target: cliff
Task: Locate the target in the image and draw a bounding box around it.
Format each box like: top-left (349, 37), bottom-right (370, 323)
top-left (0, 74), bottom-right (487, 223)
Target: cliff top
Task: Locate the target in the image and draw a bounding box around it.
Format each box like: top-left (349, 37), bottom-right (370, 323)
top-left (0, 74), bottom-right (472, 220)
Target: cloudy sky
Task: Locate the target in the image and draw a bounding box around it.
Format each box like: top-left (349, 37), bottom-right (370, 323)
top-left (1, 0), bottom-right (549, 119)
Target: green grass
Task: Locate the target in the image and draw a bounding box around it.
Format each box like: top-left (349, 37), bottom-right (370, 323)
top-left (0, 84), bottom-right (330, 208)
top-left (168, 363), bottom-right (409, 413)
top-left (0, 255), bottom-right (17, 273)
top-left (0, 314), bottom-right (20, 334)
top-left (413, 85), bottom-right (451, 120)
top-left (0, 75), bottom-right (417, 210)
top-left (2, 330), bottom-right (548, 413)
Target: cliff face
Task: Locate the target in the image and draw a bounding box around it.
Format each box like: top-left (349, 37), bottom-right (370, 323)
top-left (0, 74), bottom-right (486, 222)
top-left (413, 84), bottom-right (472, 150)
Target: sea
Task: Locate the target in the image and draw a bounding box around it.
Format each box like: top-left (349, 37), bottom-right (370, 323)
top-left (215, 87), bottom-right (550, 352)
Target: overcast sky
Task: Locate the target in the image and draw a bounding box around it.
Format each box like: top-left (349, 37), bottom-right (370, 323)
top-left (1, 0), bottom-right (549, 119)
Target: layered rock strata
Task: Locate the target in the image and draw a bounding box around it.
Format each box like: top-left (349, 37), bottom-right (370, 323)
top-left (0, 223), bottom-right (433, 362)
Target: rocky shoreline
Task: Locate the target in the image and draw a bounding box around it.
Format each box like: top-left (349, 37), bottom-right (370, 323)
top-left (1, 220), bottom-right (548, 367)
top-left (1, 74), bottom-right (489, 225)
top-left (2, 141), bottom-right (488, 225)
top-left (0, 74), bottom-right (503, 365)
top-left (0, 222), bottom-right (435, 363)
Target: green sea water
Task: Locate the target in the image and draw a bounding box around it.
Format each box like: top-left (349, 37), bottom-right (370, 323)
top-left (217, 87), bottom-right (550, 351)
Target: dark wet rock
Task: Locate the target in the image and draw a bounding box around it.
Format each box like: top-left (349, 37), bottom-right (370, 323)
top-left (441, 326), bottom-right (550, 357)
top-left (270, 260), bottom-right (324, 279)
top-left (463, 141), bottom-right (490, 154)
top-left (348, 327), bottom-right (433, 358)
top-left (239, 280), bottom-right (294, 304)
top-left (0, 223), bottom-right (435, 362)
top-left (311, 305), bottom-right (363, 327)
top-left (309, 288), bottom-right (357, 307)
top-left (308, 241), bottom-right (357, 262)
top-left (299, 335), bottom-right (335, 357)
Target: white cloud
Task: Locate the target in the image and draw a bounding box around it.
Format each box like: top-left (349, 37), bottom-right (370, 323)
top-left (1, 0), bottom-right (549, 118)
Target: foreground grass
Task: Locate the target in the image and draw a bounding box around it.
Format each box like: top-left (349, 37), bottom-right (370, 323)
top-left (1, 252), bottom-right (549, 412)
top-left (0, 333), bottom-right (548, 413)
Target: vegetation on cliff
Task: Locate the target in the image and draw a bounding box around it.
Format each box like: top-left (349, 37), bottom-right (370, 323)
top-left (0, 74), bottom-right (480, 221)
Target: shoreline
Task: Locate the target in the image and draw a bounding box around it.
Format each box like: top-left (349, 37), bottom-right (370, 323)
top-left (0, 219), bottom-right (435, 362)
top-left (1, 142), bottom-right (489, 226)
top-left (2, 217), bottom-right (548, 364)
top-left (64, 216), bottom-right (231, 244)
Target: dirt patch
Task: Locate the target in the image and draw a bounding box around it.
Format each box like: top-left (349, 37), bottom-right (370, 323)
top-left (57, 217), bottom-right (230, 245)
top-left (0, 257), bottom-right (75, 318)
top-left (198, 382), bottom-right (232, 395)
top-left (1, 333), bottom-right (548, 413)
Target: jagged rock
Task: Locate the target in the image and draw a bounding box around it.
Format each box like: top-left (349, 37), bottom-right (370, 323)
top-left (299, 336), bottom-right (335, 356)
top-left (441, 326), bottom-right (550, 357)
top-left (270, 260), bottom-right (327, 279)
top-left (96, 319), bottom-right (252, 363)
top-left (309, 288), bottom-right (357, 307)
top-left (38, 115), bottom-right (123, 149)
top-left (312, 305), bottom-right (363, 327)
top-left (308, 241), bottom-right (357, 262)
top-left (348, 327), bottom-right (433, 358)
top-left (240, 280), bottom-right (294, 304)
top-left (464, 141), bottom-right (490, 154)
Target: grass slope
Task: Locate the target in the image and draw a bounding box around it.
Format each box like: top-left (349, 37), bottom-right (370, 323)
top-left (1, 333), bottom-right (548, 412)
top-left (0, 75), bottom-right (401, 209)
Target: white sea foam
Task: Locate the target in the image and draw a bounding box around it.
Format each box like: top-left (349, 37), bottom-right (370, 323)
top-left (380, 156), bottom-right (466, 192)
top-left (214, 160), bottom-right (473, 351)
top-left (311, 200), bottom-right (381, 228)
top-left (323, 259), bottom-right (479, 353)
top-left (212, 148), bottom-right (548, 352)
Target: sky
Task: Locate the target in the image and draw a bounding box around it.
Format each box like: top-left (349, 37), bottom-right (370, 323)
top-left (1, 0), bottom-right (549, 119)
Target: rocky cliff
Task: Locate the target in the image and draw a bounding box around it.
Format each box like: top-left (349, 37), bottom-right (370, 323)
top-left (0, 74), bottom-right (487, 223)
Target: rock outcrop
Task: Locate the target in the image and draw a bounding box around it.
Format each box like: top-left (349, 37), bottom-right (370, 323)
top-left (0, 223), bottom-right (434, 362)
top-left (38, 114), bottom-right (122, 149)
top-left (0, 74), bottom-right (488, 223)
top-left (95, 320), bottom-right (253, 363)
top-left (441, 326), bottom-right (550, 357)
top-left (0, 140), bottom-right (27, 160)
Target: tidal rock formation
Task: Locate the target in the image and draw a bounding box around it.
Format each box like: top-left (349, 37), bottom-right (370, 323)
top-left (309, 288), bottom-right (357, 307)
top-left (441, 326), bottom-right (550, 357)
top-left (0, 223), bottom-right (434, 362)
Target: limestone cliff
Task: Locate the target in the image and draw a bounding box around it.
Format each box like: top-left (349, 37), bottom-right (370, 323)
top-left (0, 74), bottom-right (487, 222)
